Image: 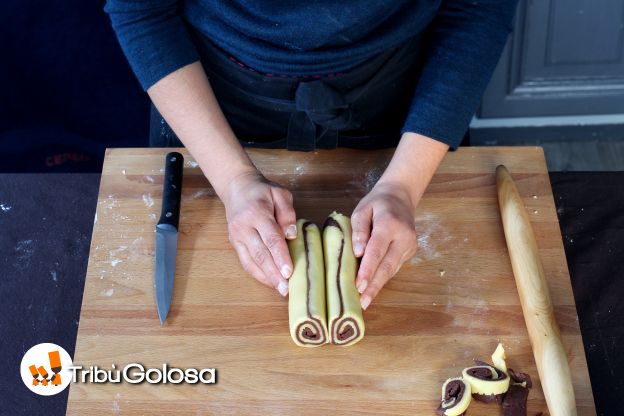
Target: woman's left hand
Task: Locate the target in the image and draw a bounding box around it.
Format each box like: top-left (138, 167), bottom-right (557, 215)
top-left (351, 179), bottom-right (418, 310)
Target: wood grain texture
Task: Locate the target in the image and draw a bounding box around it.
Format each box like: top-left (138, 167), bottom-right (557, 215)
top-left (497, 165), bottom-right (577, 415)
top-left (66, 147), bottom-right (595, 415)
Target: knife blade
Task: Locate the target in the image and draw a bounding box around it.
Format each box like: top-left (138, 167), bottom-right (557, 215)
top-left (154, 152), bottom-right (184, 324)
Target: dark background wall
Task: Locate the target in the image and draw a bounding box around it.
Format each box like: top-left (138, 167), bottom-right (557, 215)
top-left (0, 0), bottom-right (149, 172)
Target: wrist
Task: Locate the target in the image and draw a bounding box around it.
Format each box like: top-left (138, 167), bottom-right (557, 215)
top-left (375, 174), bottom-right (422, 209)
top-left (376, 132), bottom-right (449, 207)
top-left (216, 165), bottom-right (261, 206)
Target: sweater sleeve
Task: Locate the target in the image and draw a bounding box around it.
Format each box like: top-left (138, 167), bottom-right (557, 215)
top-left (401, 0), bottom-right (518, 149)
top-left (104, 0), bottom-right (200, 90)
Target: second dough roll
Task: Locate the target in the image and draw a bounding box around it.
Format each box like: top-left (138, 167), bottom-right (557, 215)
top-left (288, 219), bottom-right (328, 347)
top-left (323, 212), bottom-right (365, 346)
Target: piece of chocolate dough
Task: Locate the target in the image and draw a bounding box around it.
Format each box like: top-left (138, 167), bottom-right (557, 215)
top-left (502, 384), bottom-right (529, 416)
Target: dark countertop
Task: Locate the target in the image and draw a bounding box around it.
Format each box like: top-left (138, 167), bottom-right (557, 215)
top-left (0, 172), bottom-right (622, 415)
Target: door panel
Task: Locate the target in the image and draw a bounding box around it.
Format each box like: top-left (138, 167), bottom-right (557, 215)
top-left (478, 0), bottom-right (624, 119)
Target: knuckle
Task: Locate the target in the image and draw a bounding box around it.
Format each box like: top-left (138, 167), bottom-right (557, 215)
top-left (231, 209), bottom-right (258, 228)
top-left (252, 250), bottom-right (266, 265)
top-left (265, 233), bottom-right (284, 250)
top-left (377, 260), bottom-right (396, 279)
top-left (377, 213), bottom-right (397, 227)
top-left (351, 210), bottom-right (367, 226)
top-left (367, 247), bottom-right (385, 262)
top-left (280, 188), bottom-right (293, 202)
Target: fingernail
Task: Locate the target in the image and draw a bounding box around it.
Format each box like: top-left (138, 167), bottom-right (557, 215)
top-left (281, 264), bottom-right (292, 279)
top-left (354, 242), bottom-right (365, 257)
top-left (286, 224), bottom-right (297, 239)
top-left (277, 281), bottom-right (289, 297)
top-left (357, 279), bottom-right (368, 294)
top-left (360, 295), bottom-right (371, 310)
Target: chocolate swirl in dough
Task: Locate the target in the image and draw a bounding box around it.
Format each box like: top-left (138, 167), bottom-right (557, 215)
top-left (436, 377), bottom-right (472, 416)
top-left (288, 220), bottom-right (328, 347)
top-left (323, 212), bottom-right (365, 346)
top-left (462, 343), bottom-right (510, 402)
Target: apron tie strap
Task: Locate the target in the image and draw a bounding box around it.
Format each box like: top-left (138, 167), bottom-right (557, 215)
top-left (287, 80), bottom-right (352, 150)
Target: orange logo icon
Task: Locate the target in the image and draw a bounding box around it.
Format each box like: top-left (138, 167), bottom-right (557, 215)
top-left (21, 343), bottom-right (72, 395)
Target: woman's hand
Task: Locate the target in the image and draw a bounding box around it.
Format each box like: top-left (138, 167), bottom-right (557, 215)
top-left (223, 170), bottom-right (297, 297)
top-left (147, 63), bottom-right (296, 295)
top-left (351, 132), bottom-right (449, 310)
top-left (351, 180), bottom-right (418, 310)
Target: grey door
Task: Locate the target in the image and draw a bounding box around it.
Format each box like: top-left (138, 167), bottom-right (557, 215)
top-left (470, 0), bottom-right (624, 144)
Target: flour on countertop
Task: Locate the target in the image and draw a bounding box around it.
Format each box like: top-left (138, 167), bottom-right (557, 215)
top-left (473, 299), bottom-right (489, 315)
top-left (185, 160), bottom-right (199, 168)
top-left (100, 195), bottom-right (120, 210)
top-left (189, 189), bottom-right (214, 200)
top-left (101, 288), bottom-right (114, 297)
top-left (288, 161), bottom-right (309, 187)
top-left (142, 193), bottom-right (154, 207)
top-left (0, 203), bottom-right (12, 212)
top-left (410, 212), bottom-right (460, 264)
top-left (129, 237), bottom-right (150, 259)
top-left (144, 175), bottom-right (155, 183)
top-left (109, 246), bottom-right (127, 268)
top-left (111, 213), bottom-right (130, 221)
top-left (347, 166), bottom-right (385, 193)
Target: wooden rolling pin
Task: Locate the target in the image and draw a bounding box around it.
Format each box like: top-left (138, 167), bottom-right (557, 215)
top-left (496, 165), bottom-right (577, 416)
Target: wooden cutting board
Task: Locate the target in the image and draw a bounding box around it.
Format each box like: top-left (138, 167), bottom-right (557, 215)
top-left (66, 147), bottom-right (595, 415)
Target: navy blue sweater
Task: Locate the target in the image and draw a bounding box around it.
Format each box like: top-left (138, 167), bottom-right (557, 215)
top-left (105, 0), bottom-right (518, 149)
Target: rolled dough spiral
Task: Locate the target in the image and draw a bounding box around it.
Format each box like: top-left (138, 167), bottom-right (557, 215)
top-left (323, 212), bottom-right (365, 346)
top-left (436, 377), bottom-right (472, 416)
top-left (288, 220), bottom-right (328, 347)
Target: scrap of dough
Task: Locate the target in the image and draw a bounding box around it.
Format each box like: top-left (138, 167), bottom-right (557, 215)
top-left (491, 342), bottom-right (508, 373)
top-left (288, 219), bottom-right (328, 347)
top-left (436, 377), bottom-right (472, 416)
top-left (323, 211), bottom-right (365, 346)
top-left (462, 364), bottom-right (509, 396)
top-left (462, 343), bottom-right (510, 396)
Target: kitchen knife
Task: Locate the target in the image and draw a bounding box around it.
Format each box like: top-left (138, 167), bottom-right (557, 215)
top-left (154, 152), bottom-right (184, 324)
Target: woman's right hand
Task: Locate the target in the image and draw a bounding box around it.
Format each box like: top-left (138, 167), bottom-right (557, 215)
top-left (223, 170), bottom-right (297, 297)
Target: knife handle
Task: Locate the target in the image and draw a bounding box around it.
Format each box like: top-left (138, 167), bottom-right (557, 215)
top-left (158, 152), bottom-right (184, 229)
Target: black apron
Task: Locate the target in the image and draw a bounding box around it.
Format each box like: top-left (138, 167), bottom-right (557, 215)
top-left (150, 31), bottom-right (424, 151)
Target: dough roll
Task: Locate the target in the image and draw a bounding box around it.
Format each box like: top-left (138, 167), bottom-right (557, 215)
top-left (436, 377), bottom-right (472, 416)
top-left (462, 343), bottom-right (510, 402)
top-left (288, 219), bottom-right (328, 347)
top-left (462, 364), bottom-right (509, 400)
top-left (323, 212), bottom-right (365, 346)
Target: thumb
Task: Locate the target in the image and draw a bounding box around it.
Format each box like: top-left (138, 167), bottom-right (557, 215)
top-left (351, 203), bottom-right (372, 258)
top-left (271, 186), bottom-right (297, 239)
